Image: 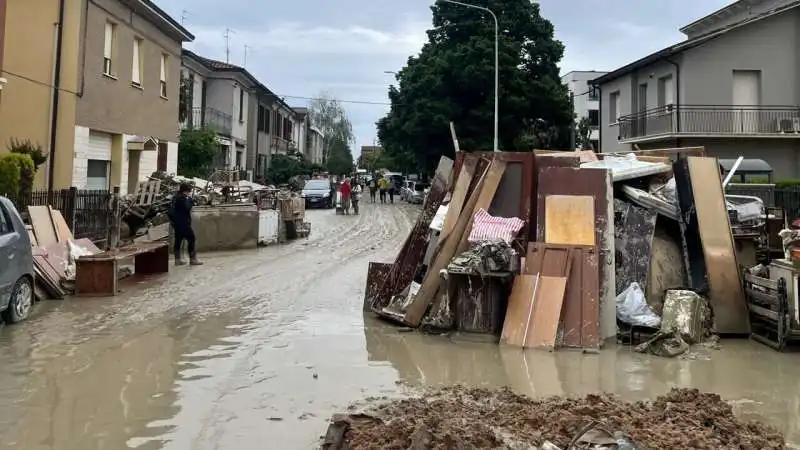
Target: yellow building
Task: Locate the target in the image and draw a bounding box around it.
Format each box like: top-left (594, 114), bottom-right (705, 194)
top-left (0, 0), bottom-right (192, 189)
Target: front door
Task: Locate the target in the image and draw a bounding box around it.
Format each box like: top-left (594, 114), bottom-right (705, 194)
top-left (733, 70), bottom-right (761, 133)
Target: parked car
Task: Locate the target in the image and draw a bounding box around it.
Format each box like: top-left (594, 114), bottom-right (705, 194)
top-left (301, 179), bottom-right (335, 209)
top-left (0, 196), bottom-right (34, 324)
top-left (408, 182), bottom-right (429, 204)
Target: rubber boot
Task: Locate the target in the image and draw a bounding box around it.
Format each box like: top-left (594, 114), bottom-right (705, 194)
top-left (189, 253), bottom-right (204, 266)
top-left (175, 253), bottom-right (187, 266)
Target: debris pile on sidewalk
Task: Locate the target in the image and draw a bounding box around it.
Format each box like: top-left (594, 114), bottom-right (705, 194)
top-left (322, 386), bottom-right (785, 449)
top-left (364, 146), bottom-right (795, 353)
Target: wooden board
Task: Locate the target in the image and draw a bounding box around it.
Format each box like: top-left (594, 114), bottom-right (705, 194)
top-left (525, 242), bottom-right (573, 277)
top-left (501, 274), bottom-right (538, 346)
top-left (560, 246), bottom-right (600, 349)
top-left (687, 156), bottom-right (749, 334)
top-left (441, 156), bottom-right (477, 242)
top-left (537, 167), bottom-right (615, 343)
top-left (526, 275), bottom-right (569, 349)
top-left (403, 162), bottom-right (492, 326)
top-left (614, 200), bottom-right (657, 294)
top-left (543, 195), bottom-right (595, 246)
top-left (28, 205), bottom-right (58, 247)
top-left (50, 209), bottom-right (73, 242)
top-left (25, 225), bottom-right (37, 246)
top-left (454, 160), bottom-right (507, 256)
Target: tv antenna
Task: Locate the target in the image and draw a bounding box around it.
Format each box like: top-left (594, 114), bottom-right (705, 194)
top-left (224, 28), bottom-right (235, 63)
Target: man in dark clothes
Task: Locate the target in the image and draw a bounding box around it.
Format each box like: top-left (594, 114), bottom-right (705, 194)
top-left (168, 183), bottom-right (203, 266)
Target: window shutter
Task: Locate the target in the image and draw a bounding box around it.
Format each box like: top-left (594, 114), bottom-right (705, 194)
top-left (132, 40), bottom-right (141, 84)
top-left (104, 23), bottom-right (113, 58)
top-left (160, 54), bottom-right (167, 81)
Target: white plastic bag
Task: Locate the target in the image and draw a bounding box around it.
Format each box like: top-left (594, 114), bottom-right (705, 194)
top-left (616, 282), bottom-right (661, 328)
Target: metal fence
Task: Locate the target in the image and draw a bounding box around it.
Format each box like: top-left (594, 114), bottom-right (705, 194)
top-left (726, 183), bottom-right (800, 220)
top-left (7, 188), bottom-right (110, 242)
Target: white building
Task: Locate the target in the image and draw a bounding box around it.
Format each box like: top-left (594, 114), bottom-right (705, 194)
top-left (561, 70), bottom-right (607, 150)
top-left (307, 127), bottom-right (324, 165)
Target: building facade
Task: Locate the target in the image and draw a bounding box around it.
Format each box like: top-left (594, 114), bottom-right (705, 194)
top-left (594, 0), bottom-right (800, 179)
top-left (307, 126), bottom-right (324, 165)
top-left (561, 70), bottom-right (607, 150)
top-left (0, 0), bottom-right (85, 188)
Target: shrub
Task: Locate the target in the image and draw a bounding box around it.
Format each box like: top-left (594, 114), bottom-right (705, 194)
top-left (8, 138), bottom-right (47, 170)
top-left (0, 154), bottom-right (35, 199)
top-left (775, 179), bottom-right (800, 189)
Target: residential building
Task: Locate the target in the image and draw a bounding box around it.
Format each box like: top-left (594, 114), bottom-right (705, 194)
top-left (0, 0), bottom-right (85, 188)
top-left (181, 50), bottom-right (255, 175)
top-left (307, 127), bottom-right (324, 165)
top-left (271, 102), bottom-right (296, 157)
top-left (561, 70), bottom-right (607, 150)
top-left (594, 0), bottom-right (800, 179)
top-left (292, 106), bottom-right (309, 158)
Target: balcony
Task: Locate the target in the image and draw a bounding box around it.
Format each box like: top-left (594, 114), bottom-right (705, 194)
top-left (618, 105), bottom-right (800, 143)
top-left (271, 136), bottom-right (291, 154)
top-left (185, 107), bottom-right (233, 137)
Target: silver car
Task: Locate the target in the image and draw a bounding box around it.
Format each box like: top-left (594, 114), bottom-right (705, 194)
top-left (0, 196), bottom-right (34, 324)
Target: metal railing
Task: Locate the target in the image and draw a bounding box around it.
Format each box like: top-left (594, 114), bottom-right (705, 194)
top-left (618, 105), bottom-right (800, 140)
top-left (8, 188), bottom-right (110, 242)
top-left (186, 107), bottom-right (233, 136)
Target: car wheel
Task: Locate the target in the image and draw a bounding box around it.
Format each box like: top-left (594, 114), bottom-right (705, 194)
top-left (3, 277), bottom-right (33, 324)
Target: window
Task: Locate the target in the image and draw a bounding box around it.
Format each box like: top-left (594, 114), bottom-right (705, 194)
top-left (103, 22), bottom-right (116, 76)
top-left (588, 85), bottom-right (599, 101)
top-left (273, 111), bottom-right (280, 135)
top-left (238, 87), bottom-right (244, 122)
top-left (131, 38), bottom-right (143, 86)
top-left (159, 53), bottom-right (168, 98)
top-left (657, 75), bottom-right (674, 108)
top-left (257, 105), bottom-right (271, 132)
top-left (0, 205), bottom-right (11, 235)
top-left (609, 91), bottom-right (620, 124)
top-left (588, 109), bottom-right (599, 127)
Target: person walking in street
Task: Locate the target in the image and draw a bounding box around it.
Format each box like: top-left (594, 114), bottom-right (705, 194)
top-left (388, 177), bottom-right (398, 204)
top-left (368, 176), bottom-right (378, 203)
top-left (168, 183), bottom-right (203, 266)
top-left (352, 180), bottom-right (362, 215)
top-left (378, 175), bottom-right (389, 204)
top-left (340, 177), bottom-right (352, 215)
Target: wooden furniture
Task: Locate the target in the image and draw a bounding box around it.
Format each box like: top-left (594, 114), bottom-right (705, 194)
top-left (744, 271), bottom-right (795, 350)
top-left (75, 242), bottom-right (169, 296)
top-left (447, 270), bottom-right (512, 335)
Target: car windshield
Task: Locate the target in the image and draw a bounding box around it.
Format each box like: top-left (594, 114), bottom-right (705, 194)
top-left (305, 180), bottom-right (329, 190)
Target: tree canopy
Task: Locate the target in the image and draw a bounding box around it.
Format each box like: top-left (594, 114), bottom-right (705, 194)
top-left (325, 136), bottom-right (355, 176)
top-left (178, 128), bottom-right (218, 178)
top-left (377, 0), bottom-right (573, 173)
top-left (308, 92), bottom-right (355, 163)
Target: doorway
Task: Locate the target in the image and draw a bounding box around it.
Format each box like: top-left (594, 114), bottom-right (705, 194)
top-left (127, 150), bottom-right (141, 194)
top-left (733, 70), bottom-right (761, 133)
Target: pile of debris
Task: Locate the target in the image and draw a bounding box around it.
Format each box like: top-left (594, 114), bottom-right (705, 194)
top-left (364, 147), bottom-right (783, 355)
top-left (322, 386), bottom-right (785, 449)
top-left (26, 205), bottom-right (101, 301)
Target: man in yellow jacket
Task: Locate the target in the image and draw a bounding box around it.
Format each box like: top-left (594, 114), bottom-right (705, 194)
top-left (377, 175), bottom-right (390, 204)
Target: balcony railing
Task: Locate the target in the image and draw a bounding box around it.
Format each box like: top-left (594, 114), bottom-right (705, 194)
top-left (618, 105), bottom-right (800, 141)
top-left (185, 107), bottom-right (233, 136)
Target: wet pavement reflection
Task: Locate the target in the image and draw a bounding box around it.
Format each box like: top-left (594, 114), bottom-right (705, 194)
top-left (0, 202), bottom-right (798, 449)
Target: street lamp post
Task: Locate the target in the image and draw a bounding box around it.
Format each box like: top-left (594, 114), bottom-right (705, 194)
top-left (440, 0), bottom-right (499, 152)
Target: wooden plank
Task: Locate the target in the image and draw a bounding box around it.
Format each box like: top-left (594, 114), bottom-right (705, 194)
top-left (441, 156), bottom-right (476, 242)
top-left (526, 275), bottom-right (570, 349)
top-left (560, 246), bottom-right (600, 349)
top-left (402, 161), bottom-right (497, 326)
top-left (26, 225), bottom-right (37, 246)
top-left (543, 195), bottom-right (595, 246)
top-left (28, 205), bottom-right (58, 247)
top-left (454, 160), bottom-right (507, 256)
top-left (501, 274), bottom-right (538, 347)
top-left (537, 167), bottom-right (615, 343)
top-left (525, 242), bottom-right (573, 277)
top-left (687, 156), bottom-right (749, 334)
top-left (50, 209), bottom-right (73, 242)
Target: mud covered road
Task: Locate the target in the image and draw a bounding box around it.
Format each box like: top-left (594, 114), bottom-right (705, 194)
top-left (1, 202), bottom-right (800, 449)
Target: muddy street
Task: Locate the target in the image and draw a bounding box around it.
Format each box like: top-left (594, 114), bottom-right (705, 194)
top-left (1, 202), bottom-right (800, 449)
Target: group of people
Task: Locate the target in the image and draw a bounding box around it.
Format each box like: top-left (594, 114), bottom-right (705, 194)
top-left (366, 174), bottom-right (397, 204)
top-left (337, 178), bottom-right (363, 215)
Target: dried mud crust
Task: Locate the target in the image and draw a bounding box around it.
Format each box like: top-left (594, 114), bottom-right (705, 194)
top-left (342, 386), bottom-right (785, 449)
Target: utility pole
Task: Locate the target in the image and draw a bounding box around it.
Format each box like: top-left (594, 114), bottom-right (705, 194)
top-left (224, 28), bottom-right (235, 63)
top-left (244, 45), bottom-right (250, 68)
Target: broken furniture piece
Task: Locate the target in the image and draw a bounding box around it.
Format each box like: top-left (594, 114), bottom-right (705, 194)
top-left (75, 241), bottom-right (169, 296)
top-left (743, 271), bottom-right (796, 350)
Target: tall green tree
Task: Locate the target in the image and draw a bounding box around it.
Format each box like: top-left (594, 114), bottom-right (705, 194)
top-left (178, 128), bottom-right (218, 178)
top-left (325, 136), bottom-right (355, 176)
top-left (307, 92), bottom-right (354, 163)
top-left (377, 0), bottom-right (572, 173)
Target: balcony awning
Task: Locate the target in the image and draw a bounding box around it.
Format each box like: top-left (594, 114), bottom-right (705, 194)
top-left (719, 158), bottom-right (772, 174)
top-left (127, 136), bottom-right (158, 151)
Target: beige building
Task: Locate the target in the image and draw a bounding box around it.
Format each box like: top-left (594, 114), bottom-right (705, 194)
top-left (0, 0), bottom-right (192, 190)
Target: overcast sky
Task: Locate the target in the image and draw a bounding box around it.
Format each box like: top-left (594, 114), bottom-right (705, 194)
top-left (157, 0), bottom-right (732, 156)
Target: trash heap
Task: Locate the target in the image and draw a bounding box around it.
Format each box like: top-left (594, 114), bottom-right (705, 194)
top-left (364, 147), bottom-right (786, 354)
top-left (321, 386), bottom-right (785, 449)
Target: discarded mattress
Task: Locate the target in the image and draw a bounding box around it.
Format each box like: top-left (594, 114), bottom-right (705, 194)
top-left (580, 155), bottom-right (670, 182)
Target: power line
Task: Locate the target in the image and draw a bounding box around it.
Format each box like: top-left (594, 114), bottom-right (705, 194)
top-left (0, 69), bottom-right (81, 95)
